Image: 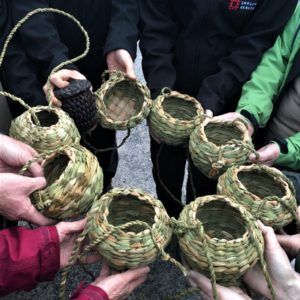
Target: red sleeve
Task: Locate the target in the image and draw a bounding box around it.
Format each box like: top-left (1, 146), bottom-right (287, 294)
top-left (71, 282), bottom-right (109, 300)
top-left (0, 226), bottom-right (60, 296)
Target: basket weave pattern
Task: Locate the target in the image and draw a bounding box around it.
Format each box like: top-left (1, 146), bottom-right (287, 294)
top-left (217, 164), bottom-right (297, 228)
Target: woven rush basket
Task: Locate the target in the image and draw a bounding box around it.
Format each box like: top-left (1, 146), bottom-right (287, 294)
top-left (85, 188), bottom-right (172, 270)
top-left (29, 144), bottom-right (103, 220)
top-left (189, 118), bottom-right (253, 179)
top-left (175, 195), bottom-right (275, 300)
top-left (10, 106), bottom-right (80, 153)
top-left (95, 70), bottom-right (152, 130)
top-left (149, 88), bottom-right (204, 146)
top-left (217, 164), bottom-right (297, 229)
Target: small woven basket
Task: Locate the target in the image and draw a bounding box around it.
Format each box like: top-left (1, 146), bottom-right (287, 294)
top-left (149, 88), bottom-right (204, 146)
top-left (27, 144), bottom-right (103, 220)
top-left (189, 118), bottom-right (253, 179)
top-left (95, 70), bottom-right (152, 130)
top-left (10, 106), bottom-right (80, 153)
top-left (176, 195), bottom-right (275, 300)
top-left (217, 164), bottom-right (297, 229)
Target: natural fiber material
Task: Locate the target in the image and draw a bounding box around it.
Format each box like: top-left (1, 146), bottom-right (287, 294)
top-left (217, 164), bottom-right (297, 228)
top-left (149, 88), bottom-right (204, 146)
top-left (189, 118), bottom-right (254, 179)
top-left (54, 79), bottom-right (97, 132)
top-left (22, 144), bottom-right (103, 220)
top-left (175, 195), bottom-right (275, 300)
top-left (9, 106), bottom-right (80, 153)
top-left (95, 70), bottom-right (152, 130)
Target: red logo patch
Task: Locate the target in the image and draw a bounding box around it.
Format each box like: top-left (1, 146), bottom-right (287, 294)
top-left (228, 0), bottom-right (241, 11)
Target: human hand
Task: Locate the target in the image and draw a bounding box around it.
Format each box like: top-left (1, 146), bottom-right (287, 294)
top-left (0, 134), bottom-right (43, 177)
top-left (0, 173), bottom-right (54, 225)
top-left (43, 69), bottom-right (86, 107)
top-left (248, 143), bottom-right (280, 166)
top-left (92, 262), bottom-right (150, 300)
top-left (244, 221), bottom-right (300, 299)
top-left (188, 271), bottom-right (251, 300)
top-left (107, 49), bottom-right (136, 79)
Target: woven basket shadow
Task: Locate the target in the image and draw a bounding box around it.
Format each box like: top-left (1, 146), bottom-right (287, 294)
top-left (54, 79), bottom-right (97, 133)
top-left (10, 106), bottom-right (80, 154)
top-left (217, 164), bottom-right (297, 229)
top-left (95, 70), bottom-right (152, 130)
top-left (28, 144), bottom-right (103, 220)
top-left (189, 118), bottom-right (253, 179)
top-left (176, 195), bottom-right (275, 300)
top-left (149, 88), bottom-right (204, 146)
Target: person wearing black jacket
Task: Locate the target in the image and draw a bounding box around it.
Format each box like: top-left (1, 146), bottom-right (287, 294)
top-left (0, 0), bottom-right (140, 191)
top-left (139, 0), bottom-right (297, 217)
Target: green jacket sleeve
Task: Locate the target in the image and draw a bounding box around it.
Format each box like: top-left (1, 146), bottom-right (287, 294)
top-left (275, 132), bottom-right (300, 170)
top-left (236, 6), bottom-right (300, 126)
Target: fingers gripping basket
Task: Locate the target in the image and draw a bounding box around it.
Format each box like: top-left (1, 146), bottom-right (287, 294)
top-left (176, 195), bottom-right (275, 300)
top-left (189, 118), bottom-right (254, 179)
top-left (95, 70), bottom-right (152, 130)
top-left (149, 88), bottom-right (204, 145)
top-left (22, 144), bottom-right (103, 220)
top-left (217, 164), bottom-right (297, 228)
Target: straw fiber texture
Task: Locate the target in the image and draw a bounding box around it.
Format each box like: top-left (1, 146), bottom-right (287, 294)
top-left (149, 88), bottom-right (204, 146)
top-left (176, 195), bottom-right (275, 300)
top-left (217, 164), bottom-right (297, 229)
top-left (95, 70), bottom-right (152, 130)
top-left (21, 144), bottom-right (103, 220)
top-left (189, 118), bottom-right (254, 179)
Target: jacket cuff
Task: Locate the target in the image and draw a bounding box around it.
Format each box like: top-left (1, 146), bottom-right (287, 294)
top-left (103, 42), bottom-right (137, 61)
top-left (46, 54), bottom-right (78, 78)
top-left (239, 109), bottom-right (259, 134)
top-left (38, 226), bottom-right (60, 282)
top-left (196, 90), bottom-right (221, 116)
top-left (71, 282), bottom-right (109, 300)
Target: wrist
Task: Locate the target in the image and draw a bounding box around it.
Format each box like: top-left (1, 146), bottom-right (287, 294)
top-left (281, 272), bottom-right (300, 300)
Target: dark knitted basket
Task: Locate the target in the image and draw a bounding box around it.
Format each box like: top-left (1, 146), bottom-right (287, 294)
top-left (54, 79), bottom-right (97, 132)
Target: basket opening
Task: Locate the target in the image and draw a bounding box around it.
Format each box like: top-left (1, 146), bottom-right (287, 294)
top-left (105, 81), bottom-right (144, 122)
top-left (32, 111), bottom-right (59, 127)
top-left (204, 123), bottom-right (243, 146)
top-left (162, 97), bottom-right (198, 121)
top-left (238, 169), bottom-right (285, 198)
top-left (44, 154), bottom-right (70, 186)
top-left (196, 200), bottom-right (246, 240)
top-left (107, 195), bottom-right (155, 233)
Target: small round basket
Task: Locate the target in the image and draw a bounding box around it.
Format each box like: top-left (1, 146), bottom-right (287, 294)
top-left (149, 88), bottom-right (204, 146)
top-left (217, 164), bottom-right (297, 228)
top-left (95, 70), bottom-right (152, 130)
top-left (85, 188), bottom-right (172, 270)
top-left (30, 144), bottom-right (103, 220)
top-left (10, 106), bottom-right (80, 153)
top-left (176, 195), bottom-right (274, 298)
top-left (189, 118), bottom-right (253, 179)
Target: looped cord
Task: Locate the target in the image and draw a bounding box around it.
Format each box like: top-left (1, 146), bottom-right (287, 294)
top-left (160, 87), bottom-right (173, 96)
top-left (101, 69), bottom-right (129, 83)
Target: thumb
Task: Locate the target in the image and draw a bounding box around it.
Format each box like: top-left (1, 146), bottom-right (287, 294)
top-left (23, 177), bottom-right (47, 195)
top-left (56, 218), bottom-right (87, 239)
top-left (125, 63), bottom-right (136, 80)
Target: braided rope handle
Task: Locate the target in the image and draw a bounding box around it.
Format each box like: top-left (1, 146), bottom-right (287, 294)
top-left (101, 69), bottom-right (129, 83)
top-left (160, 87), bottom-right (173, 96)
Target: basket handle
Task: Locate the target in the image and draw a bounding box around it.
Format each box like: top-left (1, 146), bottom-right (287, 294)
top-left (160, 87), bottom-right (173, 96)
top-left (101, 69), bottom-right (127, 83)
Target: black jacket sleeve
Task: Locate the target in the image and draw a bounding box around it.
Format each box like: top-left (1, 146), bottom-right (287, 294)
top-left (139, 0), bottom-right (177, 98)
top-left (197, 0), bottom-right (298, 115)
top-left (104, 0), bottom-right (139, 60)
top-left (11, 0), bottom-right (75, 79)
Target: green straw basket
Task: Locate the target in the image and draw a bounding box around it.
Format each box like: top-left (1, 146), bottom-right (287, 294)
top-left (149, 88), bottom-right (204, 145)
top-left (217, 164), bottom-right (297, 229)
top-left (176, 195), bottom-right (275, 300)
top-left (95, 70), bottom-right (152, 130)
top-left (189, 118), bottom-right (254, 179)
top-left (23, 144), bottom-right (103, 220)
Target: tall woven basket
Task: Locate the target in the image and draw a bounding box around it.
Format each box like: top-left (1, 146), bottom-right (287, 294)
top-left (189, 118), bottom-right (253, 179)
top-left (22, 144), bottom-right (103, 220)
top-left (95, 70), bottom-right (152, 130)
top-left (176, 195), bottom-right (275, 300)
top-left (217, 164), bottom-right (297, 229)
top-left (149, 88), bottom-right (204, 145)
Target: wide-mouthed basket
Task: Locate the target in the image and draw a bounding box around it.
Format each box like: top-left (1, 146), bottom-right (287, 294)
top-left (30, 144), bottom-right (103, 220)
top-left (149, 88), bottom-right (204, 145)
top-left (189, 118), bottom-right (253, 179)
top-left (176, 195), bottom-right (275, 300)
top-left (217, 164), bottom-right (297, 228)
top-left (85, 188), bottom-right (172, 270)
top-left (95, 70), bottom-right (152, 130)
top-left (9, 106), bottom-right (80, 153)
